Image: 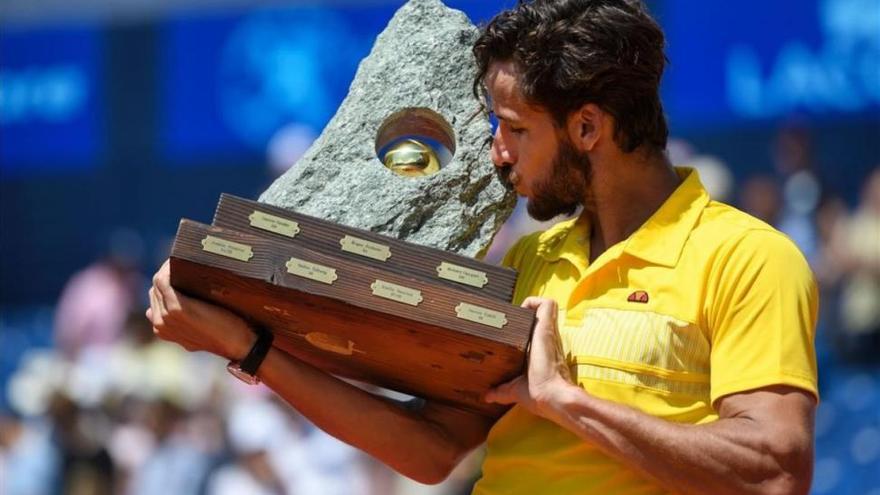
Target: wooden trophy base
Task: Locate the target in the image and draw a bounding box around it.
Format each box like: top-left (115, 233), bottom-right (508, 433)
top-left (170, 217), bottom-right (533, 417)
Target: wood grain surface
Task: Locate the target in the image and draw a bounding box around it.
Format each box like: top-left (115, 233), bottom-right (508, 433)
top-left (212, 193), bottom-right (517, 301)
top-left (170, 219), bottom-right (534, 417)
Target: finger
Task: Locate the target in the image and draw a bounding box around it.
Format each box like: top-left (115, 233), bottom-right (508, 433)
top-left (520, 296), bottom-right (546, 310)
top-left (484, 376), bottom-right (523, 404)
top-left (523, 299), bottom-right (564, 374)
top-left (151, 285), bottom-right (168, 316)
top-left (152, 259), bottom-right (170, 282)
top-left (149, 287), bottom-right (164, 327)
top-left (536, 300), bottom-right (558, 324)
top-left (521, 298), bottom-right (558, 325)
top-left (153, 269), bottom-right (180, 313)
top-left (145, 307), bottom-right (152, 319)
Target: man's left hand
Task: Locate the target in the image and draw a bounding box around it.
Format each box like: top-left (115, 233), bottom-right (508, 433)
top-left (484, 297), bottom-right (576, 420)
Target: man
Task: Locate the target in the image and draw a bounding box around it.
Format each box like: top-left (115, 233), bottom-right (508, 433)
top-left (147, 1), bottom-right (819, 493)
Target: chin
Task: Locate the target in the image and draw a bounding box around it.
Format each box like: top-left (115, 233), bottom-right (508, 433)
top-left (526, 199), bottom-right (581, 222)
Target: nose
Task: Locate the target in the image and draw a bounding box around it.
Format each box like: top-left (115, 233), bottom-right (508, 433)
top-left (490, 127), bottom-right (515, 169)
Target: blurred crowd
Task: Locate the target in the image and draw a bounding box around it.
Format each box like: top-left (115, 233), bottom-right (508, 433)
top-left (1, 307), bottom-right (482, 495)
top-left (2, 125), bottom-right (879, 495)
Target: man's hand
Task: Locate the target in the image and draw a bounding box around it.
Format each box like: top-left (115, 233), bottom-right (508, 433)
top-left (146, 260), bottom-right (254, 360)
top-left (483, 297), bottom-right (576, 420)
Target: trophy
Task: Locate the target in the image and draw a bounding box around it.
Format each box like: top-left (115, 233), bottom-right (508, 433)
top-left (169, 0), bottom-right (532, 417)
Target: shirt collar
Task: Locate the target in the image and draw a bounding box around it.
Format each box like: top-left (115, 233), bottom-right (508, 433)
top-left (534, 167), bottom-right (709, 269)
top-left (621, 167), bottom-right (710, 267)
top-left (535, 210), bottom-right (590, 273)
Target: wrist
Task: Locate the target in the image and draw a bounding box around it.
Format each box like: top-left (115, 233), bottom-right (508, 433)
top-left (539, 377), bottom-right (582, 423)
top-left (227, 323), bottom-right (259, 361)
top-left (226, 324), bottom-right (274, 385)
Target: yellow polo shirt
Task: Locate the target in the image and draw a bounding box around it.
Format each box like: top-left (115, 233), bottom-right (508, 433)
top-left (472, 168), bottom-right (818, 495)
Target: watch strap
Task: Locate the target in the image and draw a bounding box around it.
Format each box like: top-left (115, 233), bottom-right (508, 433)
top-left (237, 325), bottom-right (274, 376)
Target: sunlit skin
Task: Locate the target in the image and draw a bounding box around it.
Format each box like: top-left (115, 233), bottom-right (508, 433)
top-left (485, 61), bottom-right (683, 254)
top-left (147, 60), bottom-right (816, 495)
top-left (487, 63), bottom-right (563, 199)
top-left (488, 63), bottom-right (591, 221)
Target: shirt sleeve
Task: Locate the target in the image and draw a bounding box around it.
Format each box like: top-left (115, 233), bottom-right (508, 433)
top-left (705, 228), bottom-right (819, 406)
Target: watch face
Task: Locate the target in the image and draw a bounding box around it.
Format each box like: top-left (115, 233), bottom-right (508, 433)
top-left (227, 362), bottom-right (261, 385)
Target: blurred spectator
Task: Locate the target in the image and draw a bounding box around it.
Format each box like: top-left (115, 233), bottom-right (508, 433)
top-left (205, 396), bottom-right (374, 495)
top-left (667, 137), bottom-right (734, 203)
top-left (271, 406), bottom-right (372, 495)
top-left (206, 399), bottom-right (289, 495)
top-left (107, 397), bottom-right (160, 494)
top-left (813, 194), bottom-right (852, 371)
top-left (54, 229), bottom-right (145, 359)
top-left (46, 392), bottom-right (115, 495)
top-left (815, 195), bottom-right (852, 288)
top-left (689, 155), bottom-right (734, 203)
top-left (126, 399), bottom-right (213, 495)
top-left (0, 411), bottom-right (60, 495)
top-left (836, 167), bottom-right (880, 361)
top-left (738, 174), bottom-right (783, 226)
top-left (773, 124), bottom-right (823, 265)
top-left (101, 312), bottom-right (223, 409)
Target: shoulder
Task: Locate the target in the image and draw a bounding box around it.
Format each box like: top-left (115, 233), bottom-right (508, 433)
top-left (694, 201), bottom-right (816, 315)
top-left (695, 200), bottom-right (808, 268)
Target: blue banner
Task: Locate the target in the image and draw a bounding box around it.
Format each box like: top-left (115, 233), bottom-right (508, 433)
top-left (158, 6), bottom-right (399, 163)
top-left (659, 0), bottom-right (880, 130)
top-left (0, 25), bottom-right (104, 174)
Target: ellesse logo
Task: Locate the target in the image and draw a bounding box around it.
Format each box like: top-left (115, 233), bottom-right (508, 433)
top-left (627, 290), bottom-right (649, 304)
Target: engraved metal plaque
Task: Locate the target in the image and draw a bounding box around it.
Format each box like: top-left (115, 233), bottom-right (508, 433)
top-left (286, 258), bottom-right (338, 285)
top-left (371, 279), bottom-right (422, 306)
top-left (201, 236), bottom-right (254, 262)
top-left (249, 211), bottom-right (301, 238)
top-left (340, 235), bottom-right (392, 262)
top-left (436, 262), bottom-right (489, 289)
top-left (455, 303), bottom-right (507, 329)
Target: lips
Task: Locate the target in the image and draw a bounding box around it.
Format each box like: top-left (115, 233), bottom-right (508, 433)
top-left (496, 167), bottom-right (523, 194)
top-left (496, 167), bottom-right (514, 190)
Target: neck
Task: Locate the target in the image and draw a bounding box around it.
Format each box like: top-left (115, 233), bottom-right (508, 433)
top-left (585, 151), bottom-right (680, 262)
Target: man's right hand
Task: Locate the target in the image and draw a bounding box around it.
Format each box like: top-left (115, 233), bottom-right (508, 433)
top-left (146, 259), bottom-right (255, 360)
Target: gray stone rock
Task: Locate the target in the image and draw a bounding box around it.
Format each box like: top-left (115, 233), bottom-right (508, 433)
top-left (259, 0), bottom-right (514, 257)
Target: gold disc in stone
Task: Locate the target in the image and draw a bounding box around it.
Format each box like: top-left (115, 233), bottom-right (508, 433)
top-left (383, 139), bottom-right (440, 177)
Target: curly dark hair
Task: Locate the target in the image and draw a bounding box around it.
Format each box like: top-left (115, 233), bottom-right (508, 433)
top-left (473, 0), bottom-right (669, 154)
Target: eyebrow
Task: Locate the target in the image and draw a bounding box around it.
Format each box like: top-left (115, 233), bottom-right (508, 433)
top-left (490, 109), bottom-right (522, 125)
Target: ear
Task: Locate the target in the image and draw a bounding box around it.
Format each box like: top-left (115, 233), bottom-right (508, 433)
top-left (566, 103), bottom-right (606, 152)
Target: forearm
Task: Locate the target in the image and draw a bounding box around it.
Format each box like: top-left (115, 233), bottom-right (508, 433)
top-left (256, 347), bottom-right (485, 484)
top-left (146, 263), bottom-right (487, 483)
top-left (545, 383), bottom-right (812, 495)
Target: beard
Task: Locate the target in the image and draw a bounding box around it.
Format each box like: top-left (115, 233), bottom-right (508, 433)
top-left (525, 137), bottom-right (592, 222)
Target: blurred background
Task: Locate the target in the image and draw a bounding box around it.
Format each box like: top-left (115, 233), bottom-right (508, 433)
top-left (1, 0), bottom-right (878, 493)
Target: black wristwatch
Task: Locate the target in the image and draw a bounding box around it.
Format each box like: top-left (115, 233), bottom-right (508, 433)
top-left (226, 325), bottom-right (274, 385)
